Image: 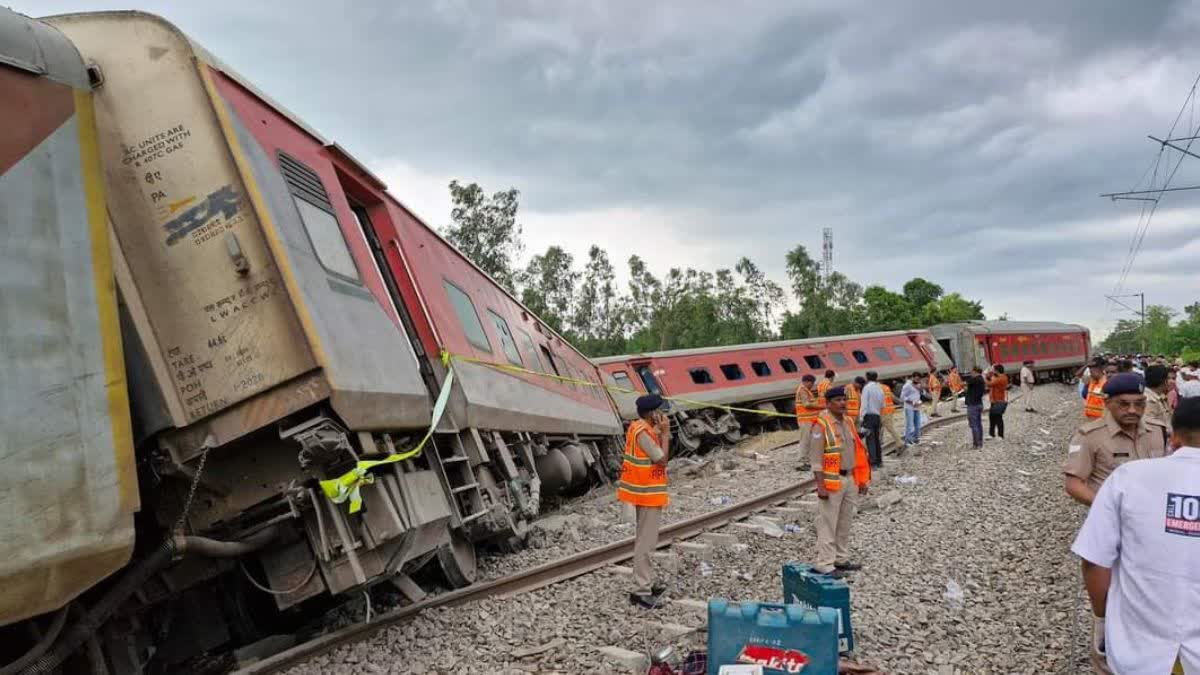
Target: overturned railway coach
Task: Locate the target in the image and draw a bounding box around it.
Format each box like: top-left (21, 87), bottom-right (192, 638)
top-left (596, 329), bottom-right (952, 451)
top-left (1, 9), bottom-right (621, 673)
top-left (929, 321), bottom-right (1091, 381)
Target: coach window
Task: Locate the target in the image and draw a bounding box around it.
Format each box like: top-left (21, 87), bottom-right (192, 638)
top-left (517, 329), bottom-right (544, 372)
top-left (720, 364), bottom-right (745, 381)
top-left (487, 310), bottom-right (523, 366)
top-left (541, 346), bottom-right (562, 377)
top-left (873, 347), bottom-right (892, 361)
top-left (278, 152), bottom-right (361, 282)
top-left (804, 355), bottom-right (824, 370)
top-left (751, 361), bottom-right (771, 377)
top-left (894, 346), bottom-right (913, 359)
top-left (445, 281), bottom-right (491, 352)
top-left (690, 368), bottom-right (714, 385)
top-left (830, 352), bottom-right (849, 367)
top-left (1000, 344), bottom-right (1009, 359)
top-left (611, 370), bottom-right (634, 391)
top-left (780, 358), bottom-right (798, 373)
top-left (852, 350), bottom-right (869, 364)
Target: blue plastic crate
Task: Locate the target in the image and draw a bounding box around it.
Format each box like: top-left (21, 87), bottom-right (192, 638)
top-left (707, 599), bottom-right (839, 675)
top-left (781, 563), bottom-right (854, 654)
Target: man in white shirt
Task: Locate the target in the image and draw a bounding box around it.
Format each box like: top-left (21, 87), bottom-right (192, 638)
top-left (1072, 397), bottom-right (1200, 674)
top-left (1020, 360), bottom-right (1037, 413)
top-left (900, 372), bottom-right (922, 446)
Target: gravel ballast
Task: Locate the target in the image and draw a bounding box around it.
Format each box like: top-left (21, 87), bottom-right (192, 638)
top-left (288, 384), bottom-right (1093, 674)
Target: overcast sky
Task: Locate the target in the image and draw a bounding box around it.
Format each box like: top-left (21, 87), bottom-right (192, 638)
top-left (19, 0), bottom-right (1200, 340)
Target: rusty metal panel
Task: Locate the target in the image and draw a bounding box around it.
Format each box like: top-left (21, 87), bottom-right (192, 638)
top-left (0, 7), bottom-right (136, 626)
top-left (47, 12), bottom-right (318, 428)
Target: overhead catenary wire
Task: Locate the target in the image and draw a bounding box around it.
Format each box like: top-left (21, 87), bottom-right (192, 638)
top-left (1110, 70), bottom-right (1200, 297)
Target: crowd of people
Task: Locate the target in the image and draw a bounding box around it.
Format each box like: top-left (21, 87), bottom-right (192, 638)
top-left (613, 353), bottom-right (1200, 673)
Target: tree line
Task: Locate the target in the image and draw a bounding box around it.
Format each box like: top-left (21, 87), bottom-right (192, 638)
top-left (442, 181), bottom-right (986, 358)
top-left (1099, 303), bottom-right (1200, 361)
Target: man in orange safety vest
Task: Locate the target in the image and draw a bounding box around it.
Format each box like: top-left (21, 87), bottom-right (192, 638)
top-left (807, 386), bottom-right (871, 578)
top-left (794, 373), bottom-right (822, 426)
top-left (1083, 359), bottom-right (1108, 422)
top-left (928, 369), bottom-right (944, 417)
top-left (617, 394), bottom-right (671, 608)
top-left (947, 367), bottom-right (965, 413)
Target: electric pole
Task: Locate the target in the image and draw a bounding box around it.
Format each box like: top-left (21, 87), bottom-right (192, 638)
top-left (821, 227), bottom-right (833, 285)
top-left (1106, 293), bottom-right (1146, 353)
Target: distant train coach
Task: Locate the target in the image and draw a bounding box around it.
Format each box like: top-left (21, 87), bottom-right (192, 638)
top-left (929, 321), bottom-right (1091, 381)
top-left (596, 329), bottom-right (952, 451)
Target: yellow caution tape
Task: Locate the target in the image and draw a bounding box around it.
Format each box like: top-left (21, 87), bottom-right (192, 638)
top-left (319, 352), bottom-right (456, 513)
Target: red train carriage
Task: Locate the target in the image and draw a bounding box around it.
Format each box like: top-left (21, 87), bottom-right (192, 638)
top-left (929, 321), bottom-right (1090, 381)
top-left (1, 10), bottom-right (622, 672)
top-left (597, 329), bottom-right (952, 450)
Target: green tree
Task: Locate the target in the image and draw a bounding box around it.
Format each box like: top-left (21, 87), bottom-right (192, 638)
top-left (902, 277), bottom-right (943, 312)
top-left (443, 180), bottom-right (524, 291)
top-left (573, 246), bottom-right (626, 356)
top-left (862, 285), bottom-right (915, 331)
top-left (519, 246), bottom-right (576, 333)
top-left (919, 292), bottom-right (985, 326)
top-left (779, 245), bottom-right (866, 338)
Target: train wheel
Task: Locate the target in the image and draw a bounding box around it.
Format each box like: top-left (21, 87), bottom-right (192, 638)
top-left (675, 424), bottom-right (702, 454)
top-left (722, 427), bottom-right (743, 444)
top-left (437, 531), bottom-right (478, 589)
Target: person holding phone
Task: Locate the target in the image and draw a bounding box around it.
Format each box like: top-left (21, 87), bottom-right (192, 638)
top-left (617, 395), bottom-right (672, 608)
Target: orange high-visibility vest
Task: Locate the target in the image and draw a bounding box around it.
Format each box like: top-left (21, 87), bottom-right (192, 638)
top-left (813, 411), bottom-right (871, 492)
top-left (948, 371), bottom-right (964, 393)
top-left (881, 384), bottom-right (897, 415)
top-left (845, 382), bottom-right (861, 419)
top-left (616, 420), bottom-right (668, 507)
top-left (928, 373), bottom-right (942, 394)
top-left (794, 384), bottom-right (821, 424)
top-left (816, 379), bottom-right (832, 408)
top-left (1083, 378), bottom-right (1107, 419)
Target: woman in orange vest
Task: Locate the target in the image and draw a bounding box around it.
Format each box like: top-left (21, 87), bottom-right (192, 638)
top-left (947, 367), bottom-right (964, 413)
top-left (617, 394), bottom-right (671, 608)
top-left (928, 370), bottom-right (944, 417)
top-left (808, 386), bottom-right (871, 576)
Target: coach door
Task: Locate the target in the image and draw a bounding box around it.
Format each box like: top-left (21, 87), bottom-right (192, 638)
top-left (634, 363), bottom-right (666, 398)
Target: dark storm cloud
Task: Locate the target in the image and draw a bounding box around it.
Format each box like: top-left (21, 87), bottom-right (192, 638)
top-left (15, 0), bottom-right (1200, 335)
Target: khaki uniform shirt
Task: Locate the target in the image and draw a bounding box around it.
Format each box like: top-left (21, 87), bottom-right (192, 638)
top-left (1144, 388), bottom-right (1172, 438)
top-left (807, 415), bottom-right (857, 473)
top-left (1063, 413), bottom-right (1169, 492)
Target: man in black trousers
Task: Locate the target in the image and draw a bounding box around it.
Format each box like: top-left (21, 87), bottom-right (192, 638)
top-left (859, 371), bottom-right (885, 467)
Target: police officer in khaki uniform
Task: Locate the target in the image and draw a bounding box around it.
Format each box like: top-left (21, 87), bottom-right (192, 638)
top-left (1061, 373), bottom-right (1169, 674)
top-left (806, 386), bottom-right (870, 579)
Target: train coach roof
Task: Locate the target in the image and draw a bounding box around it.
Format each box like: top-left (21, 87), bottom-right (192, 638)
top-left (931, 320), bottom-right (1087, 335)
top-left (1, 8), bottom-right (89, 88)
top-left (593, 328), bottom-right (926, 364)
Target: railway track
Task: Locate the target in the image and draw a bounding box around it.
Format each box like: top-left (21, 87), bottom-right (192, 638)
top-left (236, 409), bottom-right (973, 674)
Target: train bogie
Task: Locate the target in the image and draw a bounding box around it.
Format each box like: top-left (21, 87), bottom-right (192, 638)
top-left (929, 321), bottom-right (1090, 380)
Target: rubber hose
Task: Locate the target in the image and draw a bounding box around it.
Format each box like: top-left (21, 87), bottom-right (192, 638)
top-left (0, 605), bottom-right (69, 675)
top-left (21, 526), bottom-right (280, 675)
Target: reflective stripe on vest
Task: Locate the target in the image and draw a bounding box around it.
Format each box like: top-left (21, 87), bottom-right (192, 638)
top-left (813, 411), bottom-right (871, 492)
top-left (948, 372), bottom-right (963, 392)
top-left (794, 384), bottom-right (820, 424)
top-left (846, 383), bottom-right (861, 418)
top-left (816, 379), bottom-right (832, 407)
top-left (1084, 378), bottom-right (1107, 419)
top-left (881, 385), bottom-right (897, 415)
top-left (616, 420), bottom-right (668, 507)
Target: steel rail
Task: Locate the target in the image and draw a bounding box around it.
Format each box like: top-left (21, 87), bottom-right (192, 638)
top-left (236, 410), bottom-right (973, 674)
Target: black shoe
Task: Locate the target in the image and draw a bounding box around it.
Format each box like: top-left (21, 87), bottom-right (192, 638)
top-left (651, 582), bottom-right (667, 596)
top-left (629, 592), bottom-right (663, 609)
top-left (834, 561), bottom-right (863, 571)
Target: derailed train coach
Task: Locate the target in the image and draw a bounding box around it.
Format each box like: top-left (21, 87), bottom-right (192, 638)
top-left (596, 329), bottom-right (952, 451)
top-left (929, 321), bottom-right (1091, 381)
top-left (1, 9), bottom-right (622, 673)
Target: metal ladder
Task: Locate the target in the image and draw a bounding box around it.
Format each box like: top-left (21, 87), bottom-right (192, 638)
top-left (429, 435), bottom-right (487, 527)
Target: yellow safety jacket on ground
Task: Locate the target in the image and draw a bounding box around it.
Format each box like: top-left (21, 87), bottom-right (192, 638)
top-left (813, 411), bottom-right (871, 492)
top-left (616, 420), bottom-right (668, 507)
top-left (881, 385), bottom-right (897, 415)
top-left (948, 370), bottom-right (964, 393)
top-left (1083, 378), bottom-right (1107, 419)
top-left (845, 382), bottom-right (861, 419)
top-left (794, 384), bottom-right (821, 425)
